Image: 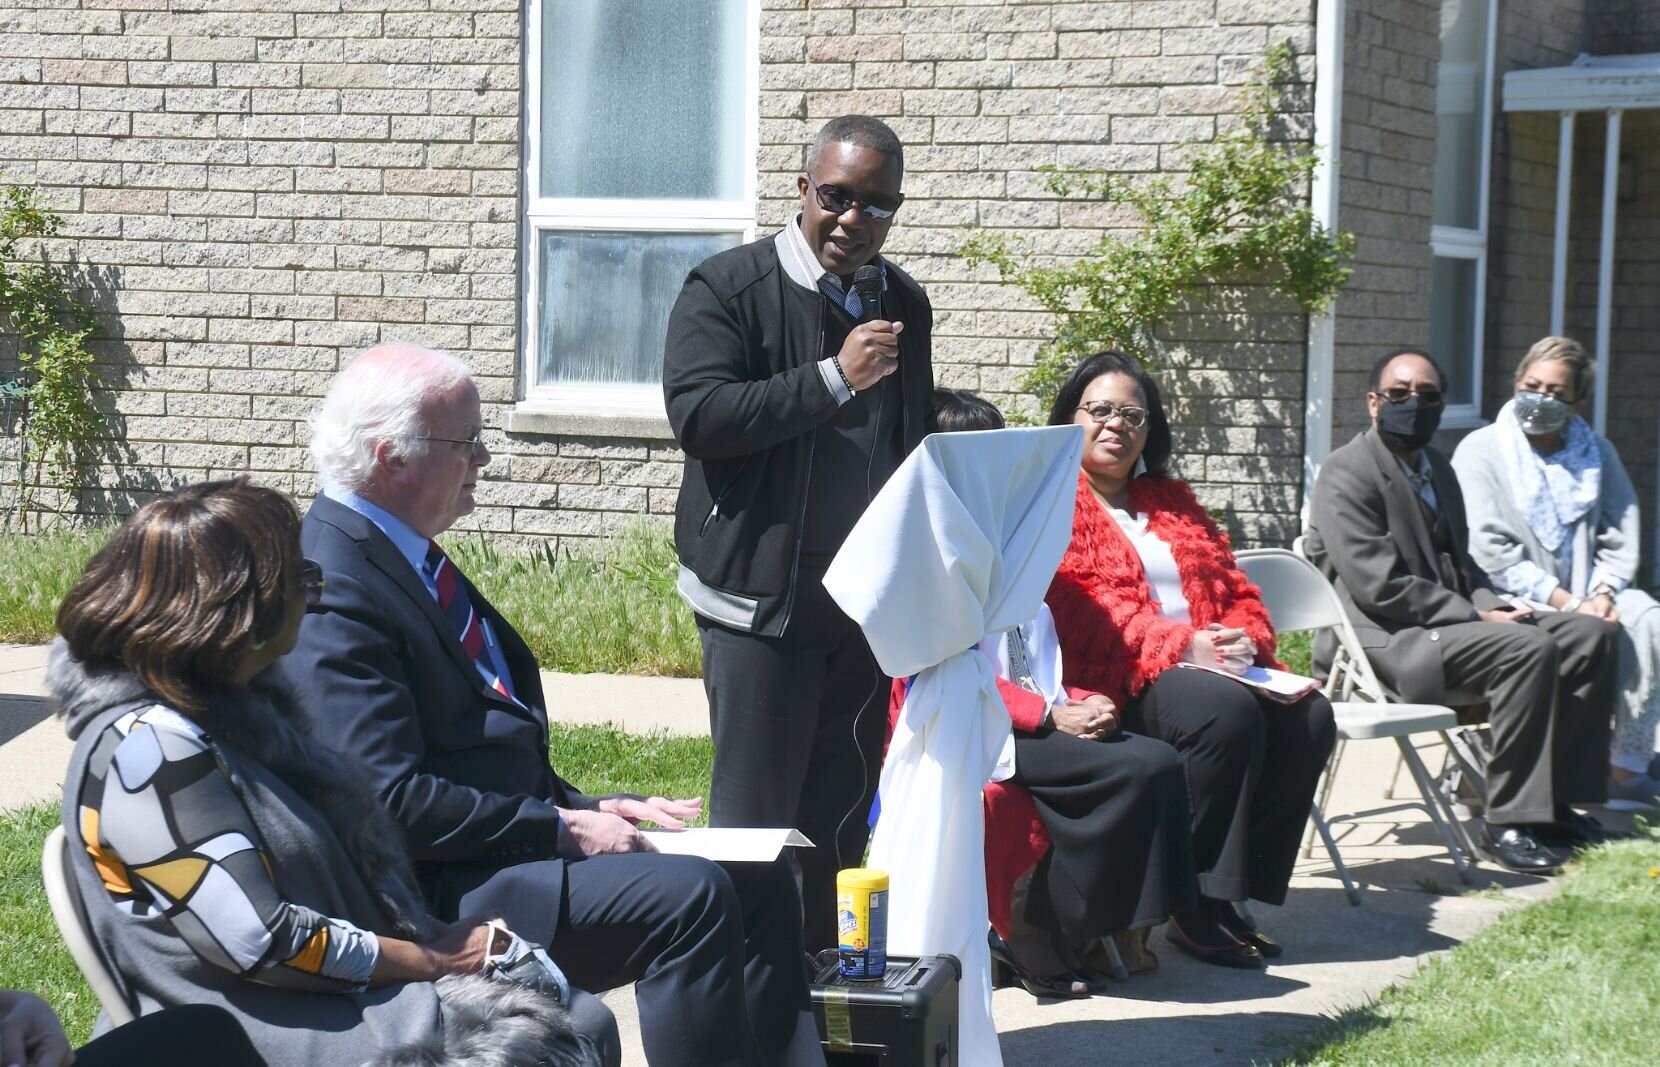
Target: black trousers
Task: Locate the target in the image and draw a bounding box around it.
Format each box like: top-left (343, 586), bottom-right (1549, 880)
top-left (447, 853), bottom-right (822, 1067)
top-left (696, 569), bottom-right (889, 953)
top-left (1013, 728), bottom-right (1197, 936)
top-left (76, 1005), bottom-right (265, 1066)
top-left (1433, 611), bottom-right (1618, 824)
top-left (1122, 669), bottom-right (1336, 905)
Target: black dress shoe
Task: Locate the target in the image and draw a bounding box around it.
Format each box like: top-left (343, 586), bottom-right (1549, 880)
top-left (1164, 914), bottom-right (1265, 970)
top-left (1217, 906), bottom-right (1283, 958)
top-left (1552, 807), bottom-right (1608, 846)
top-left (1480, 823), bottom-right (1566, 873)
top-left (987, 930), bottom-right (1092, 999)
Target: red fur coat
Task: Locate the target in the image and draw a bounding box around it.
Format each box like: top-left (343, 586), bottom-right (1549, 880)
top-left (1046, 473), bottom-right (1282, 707)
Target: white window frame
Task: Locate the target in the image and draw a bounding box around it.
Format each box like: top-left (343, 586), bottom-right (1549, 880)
top-left (1429, 0), bottom-right (1498, 430)
top-left (518, 0), bottom-right (761, 422)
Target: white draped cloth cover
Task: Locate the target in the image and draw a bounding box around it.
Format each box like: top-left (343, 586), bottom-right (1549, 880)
top-left (822, 425), bottom-right (1085, 1066)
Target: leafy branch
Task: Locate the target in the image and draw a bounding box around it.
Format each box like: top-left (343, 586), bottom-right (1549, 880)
top-left (1, 182), bottom-right (103, 529)
top-left (959, 42), bottom-right (1356, 407)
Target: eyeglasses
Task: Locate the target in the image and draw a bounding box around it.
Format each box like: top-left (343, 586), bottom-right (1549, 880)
top-left (1372, 386), bottom-right (1445, 408)
top-left (300, 558), bottom-right (325, 610)
top-left (418, 430), bottom-right (484, 452)
top-left (1076, 402), bottom-right (1150, 429)
top-left (806, 176), bottom-right (905, 221)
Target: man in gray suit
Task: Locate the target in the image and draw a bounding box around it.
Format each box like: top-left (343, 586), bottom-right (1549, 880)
top-left (1306, 348), bottom-right (1618, 873)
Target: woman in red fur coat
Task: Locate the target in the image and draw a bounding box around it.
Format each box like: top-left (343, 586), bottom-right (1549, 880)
top-left (1045, 353), bottom-right (1336, 969)
top-left (918, 388), bottom-right (1196, 999)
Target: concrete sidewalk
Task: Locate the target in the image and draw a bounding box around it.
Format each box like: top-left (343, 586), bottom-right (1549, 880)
top-left (1, 641), bottom-right (1607, 1066)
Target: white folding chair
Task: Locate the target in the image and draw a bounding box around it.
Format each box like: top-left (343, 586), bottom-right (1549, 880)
top-left (42, 825), bottom-right (136, 1026)
top-left (1235, 548), bottom-right (1475, 904)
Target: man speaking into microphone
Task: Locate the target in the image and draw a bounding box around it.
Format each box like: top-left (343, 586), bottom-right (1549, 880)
top-left (663, 115), bottom-right (934, 951)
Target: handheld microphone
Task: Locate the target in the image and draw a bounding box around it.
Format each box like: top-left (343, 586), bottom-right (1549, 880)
top-left (852, 264), bottom-right (882, 324)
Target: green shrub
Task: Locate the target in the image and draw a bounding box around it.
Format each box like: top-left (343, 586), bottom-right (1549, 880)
top-left (446, 522), bottom-right (700, 677)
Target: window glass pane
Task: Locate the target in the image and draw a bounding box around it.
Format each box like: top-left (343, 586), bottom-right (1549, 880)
top-left (1433, 0), bottom-right (1490, 229)
top-left (536, 230), bottom-right (743, 387)
top-left (540, 0), bottom-right (747, 201)
top-left (1428, 256), bottom-right (1479, 407)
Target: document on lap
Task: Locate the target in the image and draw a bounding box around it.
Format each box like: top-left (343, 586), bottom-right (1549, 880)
top-left (1176, 662), bottom-right (1321, 703)
top-left (641, 827), bottom-right (815, 862)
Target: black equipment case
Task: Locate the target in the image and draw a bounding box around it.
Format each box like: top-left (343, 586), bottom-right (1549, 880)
top-left (810, 951), bottom-right (961, 1066)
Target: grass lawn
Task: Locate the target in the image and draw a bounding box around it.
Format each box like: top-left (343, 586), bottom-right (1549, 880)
top-left (1282, 821), bottom-right (1660, 1065)
top-left (0, 527), bottom-right (108, 643)
top-left (0, 724), bottom-right (715, 1046)
top-left (0, 524), bottom-right (702, 676)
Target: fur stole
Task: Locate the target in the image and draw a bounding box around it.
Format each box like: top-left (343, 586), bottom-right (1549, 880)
top-left (1045, 474), bottom-right (1281, 708)
top-left (375, 977), bottom-right (596, 1067)
top-left (49, 640), bottom-right (439, 942)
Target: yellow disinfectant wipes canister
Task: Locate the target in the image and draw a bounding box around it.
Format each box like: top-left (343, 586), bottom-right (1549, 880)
top-left (836, 868), bottom-right (888, 980)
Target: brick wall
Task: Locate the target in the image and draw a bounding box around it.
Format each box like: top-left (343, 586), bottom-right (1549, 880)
top-left (1484, 0), bottom-right (1591, 418)
top-left (0, 0), bottom-right (536, 534)
top-left (1327, 0), bottom-right (1439, 443)
top-left (1562, 110), bottom-right (1660, 569)
top-left (758, 0), bottom-right (1318, 546)
top-left (0, 0), bottom-right (1319, 548)
top-left (1485, 0), bottom-right (1659, 573)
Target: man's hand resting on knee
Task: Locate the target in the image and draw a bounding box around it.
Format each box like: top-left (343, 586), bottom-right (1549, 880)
top-left (555, 796), bottom-right (702, 857)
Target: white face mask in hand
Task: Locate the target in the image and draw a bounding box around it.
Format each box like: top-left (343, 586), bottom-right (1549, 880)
top-left (1513, 390), bottom-right (1572, 436)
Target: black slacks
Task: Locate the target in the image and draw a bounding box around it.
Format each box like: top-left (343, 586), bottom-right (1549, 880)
top-left (1433, 611), bottom-right (1618, 825)
top-left (76, 1005), bottom-right (266, 1066)
top-left (1013, 728), bottom-right (1197, 936)
top-left (1122, 669), bottom-right (1336, 905)
top-left (447, 853), bottom-right (822, 1067)
top-left (696, 567), bottom-right (889, 953)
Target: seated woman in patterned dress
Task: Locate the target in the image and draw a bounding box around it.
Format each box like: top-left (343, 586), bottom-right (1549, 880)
top-left (49, 478), bottom-right (616, 1067)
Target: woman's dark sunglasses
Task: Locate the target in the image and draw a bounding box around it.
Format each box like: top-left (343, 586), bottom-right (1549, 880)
top-left (301, 559), bottom-right (325, 610)
top-left (808, 176), bottom-right (904, 221)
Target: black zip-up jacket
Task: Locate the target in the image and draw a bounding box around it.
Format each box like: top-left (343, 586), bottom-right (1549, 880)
top-left (663, 230), bottom-right (934, 637)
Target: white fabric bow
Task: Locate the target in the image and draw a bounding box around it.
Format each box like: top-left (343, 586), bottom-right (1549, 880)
top-left (823, 425), bottom-right (1085, 1067)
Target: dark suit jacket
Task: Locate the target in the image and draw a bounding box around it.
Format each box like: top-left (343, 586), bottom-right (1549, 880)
top-left (284, 494), bottom-right (587, 917)
top-left (1305, 428), bottom-right (1504, 702)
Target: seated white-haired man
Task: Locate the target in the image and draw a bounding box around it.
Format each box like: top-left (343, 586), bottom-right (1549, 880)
top-left (285, 342), bottom-right (826, 1067)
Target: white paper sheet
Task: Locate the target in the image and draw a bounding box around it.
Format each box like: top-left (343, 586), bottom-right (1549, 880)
top-left (1175, 662), bottom-right (1320, 702)
top-left (640, 827), bottom-right (814, 862)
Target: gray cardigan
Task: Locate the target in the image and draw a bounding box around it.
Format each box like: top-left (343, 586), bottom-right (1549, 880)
top-left (1450, 421), bottom-right (1640, 606)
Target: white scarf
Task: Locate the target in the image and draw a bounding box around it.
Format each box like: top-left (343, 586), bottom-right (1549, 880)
top-left (823, 425), bottom-right (1084, 1067)
top-left (1496, 397), bottom-right (1601, 554)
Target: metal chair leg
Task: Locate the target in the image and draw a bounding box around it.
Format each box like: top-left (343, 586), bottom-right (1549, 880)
top-left (1397, 736), bottom-right (1476, 883)
top-left (1437, 729), bottom-right (1488, 860)
top-left (1303, 739), bottom-right (1345, 859)
top-left (1100, 936), bottom-right (1130, 982)
top-left (1309, 801), bottom-right (1362, 905)
top-left (1382, 746), bottom-right (1402, 800)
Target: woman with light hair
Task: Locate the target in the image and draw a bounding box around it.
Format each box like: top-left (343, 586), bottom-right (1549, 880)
top-left (1452, 336), bottom-right (1660, 807)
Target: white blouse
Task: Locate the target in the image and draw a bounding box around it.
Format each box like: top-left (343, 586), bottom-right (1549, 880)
top-left (1105, 503), bottom-right (1191, 623)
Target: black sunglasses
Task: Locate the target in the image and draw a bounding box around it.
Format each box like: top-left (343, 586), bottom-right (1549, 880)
top-left (1372, 386), bottom-right (1445, 408)
top-left (807, 176), bottom-right (904, 221)
top-left (301, 558), bottom-right (325, 610)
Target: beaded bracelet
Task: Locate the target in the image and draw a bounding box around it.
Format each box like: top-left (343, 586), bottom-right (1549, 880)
top-left (832, 354), bottom-right (856, 397)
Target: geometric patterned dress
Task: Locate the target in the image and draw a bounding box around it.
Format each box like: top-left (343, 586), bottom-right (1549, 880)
top-left (74, 704), bottom-right (380, 990)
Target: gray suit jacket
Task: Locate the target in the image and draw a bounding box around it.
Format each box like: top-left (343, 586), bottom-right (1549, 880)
top-left (1305, 428), bottom-right (1504, 702)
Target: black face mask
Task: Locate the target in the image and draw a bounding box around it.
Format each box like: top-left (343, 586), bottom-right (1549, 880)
top-left (1375, 395), bottom-right (1443, 452)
